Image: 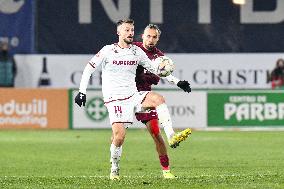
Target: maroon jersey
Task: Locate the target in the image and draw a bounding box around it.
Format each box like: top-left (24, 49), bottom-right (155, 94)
top-left (133, 42), bottom-right (164, 91)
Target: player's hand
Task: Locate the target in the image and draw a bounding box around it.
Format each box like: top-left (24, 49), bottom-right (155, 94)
top-left (177, 80), bottom-right (191, 93)
top-left (75, 92), bottom-right (86, 107)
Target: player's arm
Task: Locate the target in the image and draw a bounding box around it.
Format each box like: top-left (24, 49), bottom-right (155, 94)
top-left (136, 65), bottom-right (160, 85)
top-left (138, 48), bottom-right (191, 92)
top-left (165, 75), bottom-right (191, 93)
top-left (75, 47), bottom-right (106, 107)
top-left (144, 71), bottom-right (160, 85)
top-left (143, 49), bottom-right (164, 85)
top-left (137, 48), bottom-right (160, 76)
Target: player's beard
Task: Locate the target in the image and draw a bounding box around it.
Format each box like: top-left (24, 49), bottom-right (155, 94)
top-left (124, 37), bottom-right (133, 44)
top-left (145, 44), bottom-right (155, 51)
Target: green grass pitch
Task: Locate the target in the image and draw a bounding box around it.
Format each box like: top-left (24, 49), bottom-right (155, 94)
top-left (0, 130), bottom-right (283, 188)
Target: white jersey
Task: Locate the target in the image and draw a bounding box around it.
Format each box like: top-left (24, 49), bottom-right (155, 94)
top-left (79, 43), bottom-right (159, 102)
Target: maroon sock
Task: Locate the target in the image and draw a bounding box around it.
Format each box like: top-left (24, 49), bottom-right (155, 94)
top-left (159, 155), bottom-right (170, 170)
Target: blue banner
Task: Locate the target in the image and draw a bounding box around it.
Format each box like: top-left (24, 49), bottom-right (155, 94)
top-left (0, 0), bottom-right (34, 54)
top-left (36, 0), bottom-right (284, 54)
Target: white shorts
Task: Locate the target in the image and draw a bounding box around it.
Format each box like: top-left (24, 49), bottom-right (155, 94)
top-left (105, 91), bottom-right (149, 126)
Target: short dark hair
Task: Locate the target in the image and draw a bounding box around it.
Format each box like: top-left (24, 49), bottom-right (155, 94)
top-left (145, 24), bottom-right (161, 36)
top-left (116, 19), bottom-right (134, 27)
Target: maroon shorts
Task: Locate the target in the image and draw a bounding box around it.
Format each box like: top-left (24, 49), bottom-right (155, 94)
top-left (135, 108), bottom-right (158, 124)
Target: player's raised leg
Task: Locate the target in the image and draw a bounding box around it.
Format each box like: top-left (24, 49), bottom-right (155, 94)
top-left (142, 91), bottom-right (191, 148)
top-left (109, 122), bottom-right (125, 180)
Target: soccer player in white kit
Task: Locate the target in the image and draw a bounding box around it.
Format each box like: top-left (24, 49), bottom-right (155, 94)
top-left (75, 19), bottom-right (190, 180)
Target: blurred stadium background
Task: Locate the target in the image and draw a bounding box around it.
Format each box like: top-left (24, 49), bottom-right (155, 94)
top-left (1, 0), bottom-right (284, 188)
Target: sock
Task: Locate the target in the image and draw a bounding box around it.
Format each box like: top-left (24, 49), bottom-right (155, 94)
top-left (156, 103), bottom-right (175, 139)
top-left (110, 143), bottom-right (122, 170)
top-left (159, 155), bottom-right (170, 170)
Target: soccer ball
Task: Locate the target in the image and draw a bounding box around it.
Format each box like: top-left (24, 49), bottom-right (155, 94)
top-left (156, 56), bottom-right (174, 77)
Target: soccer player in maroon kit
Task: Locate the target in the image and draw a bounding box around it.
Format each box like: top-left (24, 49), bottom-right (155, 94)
top-left (133, 24), bottom-right (191, 178)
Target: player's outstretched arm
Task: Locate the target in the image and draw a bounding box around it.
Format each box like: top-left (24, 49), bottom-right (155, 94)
top-left (75, 46), bottom-right (107, 107)
top-left (166, 75), bottom-right (191, 93)
top-left (75, 63), bottom-right (95, 107)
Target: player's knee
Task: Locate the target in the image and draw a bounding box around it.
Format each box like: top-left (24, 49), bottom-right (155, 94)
top-left (157, 95), bottom-right (165, 105)
top-left (152, 93), bottom-right (165, 106)
top-left (113, 131), bottom-right (125, 141)
top-left (113, 135), bottom-right (125, 146)
top-left (112, 131), bottom-right (125, 146)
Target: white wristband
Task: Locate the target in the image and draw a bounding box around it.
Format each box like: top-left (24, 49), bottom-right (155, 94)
top-left (165, 74), bottom-right (180, 85)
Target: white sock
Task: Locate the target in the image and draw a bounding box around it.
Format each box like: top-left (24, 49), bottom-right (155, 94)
top-left (110, 143), bottom-right (122, 170)
top-left (156, 103), bottom-right (175, 139)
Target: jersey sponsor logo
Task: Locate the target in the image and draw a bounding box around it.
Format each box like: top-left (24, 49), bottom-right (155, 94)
top-left (113, 60), bottom-right (138, 66)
